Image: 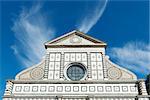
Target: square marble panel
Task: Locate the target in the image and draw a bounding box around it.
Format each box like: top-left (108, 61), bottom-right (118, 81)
top-left (57, 86), bottom-right (63, 92)
top-left (114, 86), bottom-right (120, 92)
top-left (130, 86), bottom-right (136, 92)
top-left (32, 86), bottom-right (38, 92)
top-left (48, 86), bottom-right (55, 92)
top-left (23, 86), bottom-right (30, 92)
top-left (89, 86), bottom-right (95, 92)
top-left (15, 86), bottom-right (22, 92)
top-left (65, 86), bottom-right (71, 92)
top-left (105, 86), bottom-right (112, 92)
top-left (81, 86), bottom-right (87, 92)
top-left (122, 86), bottom-right (128, 92)
top-left (40, 86), bottom-right (46, 92)
top-left (97, 86), bottom-right (103, 92)
top-left (73, 86), bottom-right (79, 92)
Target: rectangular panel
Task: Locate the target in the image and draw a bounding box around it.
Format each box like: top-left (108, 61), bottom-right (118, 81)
top-left (91, 53), bottom-right (97, 61)
top-left (98, 70), bottom-right (103, 79)
top-left (70, 53), bottom-right (75, 61)
top-left (49, 62), bottom-right (54, 70)
top-left (55, 62), bottom-right (60, 70)
top-left (97, 62), bottom-right (103, 70)
top-left (91, 62), bottom-right (97, 70)
top-left (92, 71), bottom-right (97, 80)
top-left (48, 71), bottom-right (54, 79)
top-left (49, 53), bottom-right (55, 61)
top-left (55, 53), bottom-right (61, 61)
top-left (82, 53), bottom-right (87, 61)
top-left (64, 53), bottom-right (70, 61)
top-left (76, 53), bottom-right (81, 61)
top-left (96, 53), bottom-right (102, 61)
top-left (54, 71), bottom-right (60, 79)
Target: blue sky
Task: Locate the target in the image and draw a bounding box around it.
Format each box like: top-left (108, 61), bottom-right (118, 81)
top-left (0, 0), bottom-right (149, 98)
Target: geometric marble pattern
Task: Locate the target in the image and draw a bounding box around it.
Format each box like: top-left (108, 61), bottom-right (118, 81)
top-left (23, 86), bottom-right (30, 92)
top-left (90, 53), bottom-right (103, 80)
top-left (15, 86), bottom-right (22, 92)
top-left (105, 86), bottom-right (112, 92)
top-left (122, 86), bottom-right (128, 92)
top-left (13, 83), bottom-right (138, 95)
top-left (114, 86), bottom-right (120, 92)
top-left (3, 97), bottom-right (137, 100)
top-left (48, 53), bottom-right (61, 80)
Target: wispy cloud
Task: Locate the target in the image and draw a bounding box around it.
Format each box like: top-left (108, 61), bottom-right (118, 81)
top-left (77, 0), bottom-right (108, 33)
top-left (11, 3), bottom-right (55, 67)
top-left (109, 42), bottom-right (150, 78)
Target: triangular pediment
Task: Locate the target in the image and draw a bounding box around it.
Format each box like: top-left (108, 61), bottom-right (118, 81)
top-left (45, 30), bottom-right (107, 48)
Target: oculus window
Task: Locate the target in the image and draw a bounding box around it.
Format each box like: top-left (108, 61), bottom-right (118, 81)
top-left (67, 63), bottom-right (86, 81)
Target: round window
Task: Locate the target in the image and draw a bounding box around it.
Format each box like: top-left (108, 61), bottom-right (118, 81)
top-left (67, 63), bottom-right (86, 81)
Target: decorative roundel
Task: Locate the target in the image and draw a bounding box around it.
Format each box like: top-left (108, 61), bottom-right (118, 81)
top-left (66, 63), bottom-right (86, 81)
top-left (30, 67), bottom-right (44, 80)
top-left (70, 36), bottom-right (82, 43)
top-left (107, 67), bottom-right (122, 79)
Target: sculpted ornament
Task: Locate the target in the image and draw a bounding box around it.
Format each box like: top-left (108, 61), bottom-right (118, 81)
top-left (107, 67), bottom-right (122, 79)
top-left (70, 36), bottom-right (82, 43)
top-left (30, 67), bottom-right (44, 80)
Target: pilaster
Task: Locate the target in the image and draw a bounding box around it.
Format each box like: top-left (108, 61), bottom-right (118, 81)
top-left (87, 52), bottom-right (92, 80)
top-left (102, 54), bottom-right (108, 80)
top-left (60, 52), bottom-right (64, 79)
top-left (43, 51), bottom-right (50, 80)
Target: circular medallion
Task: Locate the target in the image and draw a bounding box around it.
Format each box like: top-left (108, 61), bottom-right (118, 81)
top-left (30, 67), bottom-right (44, 80)
top-left (70, 36), bottom-right (81, 43)
top-left (107, 67), bottom-right (122, 79)
top-left (66, 63), bottom-right (86, 81)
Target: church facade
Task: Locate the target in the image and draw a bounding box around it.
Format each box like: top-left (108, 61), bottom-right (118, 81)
top-left (3, 30), bottom-right (149, 100)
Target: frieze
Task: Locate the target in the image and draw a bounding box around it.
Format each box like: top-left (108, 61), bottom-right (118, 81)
top-left (11, 83), bottom-right (138, 95)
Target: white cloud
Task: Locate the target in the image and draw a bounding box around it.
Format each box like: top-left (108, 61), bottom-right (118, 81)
top-left (77, 0), bottom-right (108, 33)
top-left (109, 42), bottom-right (150, 77)
top-left (11, 3), bottom-right (55, 67)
